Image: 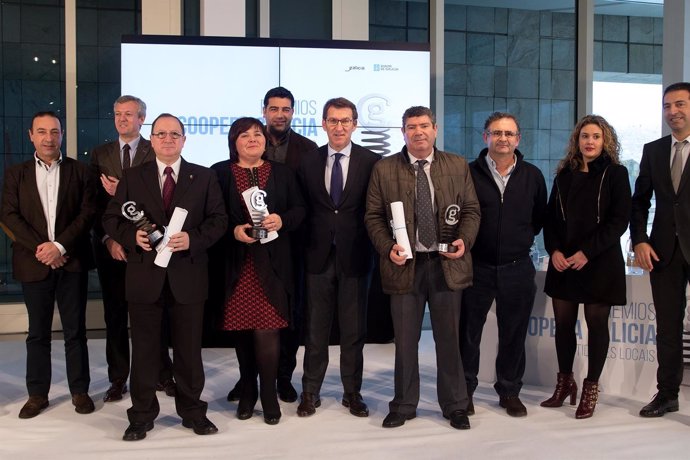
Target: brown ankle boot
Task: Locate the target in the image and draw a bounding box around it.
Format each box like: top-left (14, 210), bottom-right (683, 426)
top-left (575, 379), bottom-right (599, 419)
top-left (540, 372), bottom-right (578, 407)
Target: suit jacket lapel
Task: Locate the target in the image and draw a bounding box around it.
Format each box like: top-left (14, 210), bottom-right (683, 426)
top-left (106, 142), bottom-right (123, 178)
top-left (132, 137), bottom-right (151, 167)
top-left (24, 161), bottom-right (49, 233)
top-left (315, 147), bottom-right (332, 206)
top-left (170, 159), bottom-right (193, 211)
top-left (55, 158), bottom-right (73, 220)
top-left (341, 145), bottom-right (361, 205)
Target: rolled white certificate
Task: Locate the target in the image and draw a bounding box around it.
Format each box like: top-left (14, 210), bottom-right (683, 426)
top-left (390, 201), bottom-right (413, 260)
top-left (154, 207), bottom-right (188, 268)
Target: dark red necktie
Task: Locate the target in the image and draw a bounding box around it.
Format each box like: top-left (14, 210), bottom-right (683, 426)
top-left (162, 166), bottom-right (175, 212)
top-left (122, 144), bottom-right (131, 169)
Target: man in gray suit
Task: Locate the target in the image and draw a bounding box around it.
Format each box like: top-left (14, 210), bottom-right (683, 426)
top-left (90, 95), bottom-right (173, 402)
top-left (632, 81), bottom-right (690, 418)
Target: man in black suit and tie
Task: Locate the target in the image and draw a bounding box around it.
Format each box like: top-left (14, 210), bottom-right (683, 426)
top-left (226, 86), bottom-right (317, 403)
top-left (90, 95), bottom-right (176, 403)
top-left (295, 97), bottom-right (379, 418)
top-left (103, 113), bottom-right (227, 441)
top-left (632, 81), bottom-right (690, 418)
top-left (1, 111), bottom-right (97, 419)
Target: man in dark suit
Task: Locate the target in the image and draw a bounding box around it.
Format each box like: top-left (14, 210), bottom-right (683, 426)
top-left (227, 86), bottom-right (317, 403)
top-left (1, 111), bottom-right (97, 419)
top-left (91, 95), bottom-right (175, 402)
top-left (632, 81), bottom-right (690, 418)
top-left (103, 113), bottom-right (227, 441)
top-left (296, 97), bottom-right (379, 418)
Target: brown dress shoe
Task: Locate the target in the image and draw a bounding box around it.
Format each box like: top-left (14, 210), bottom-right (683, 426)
top-left (296, 392), bottom-right (321, 417)
top-left (72, 393), bottom-right (95, 414)
top-left (18, 395), bottom-right (49, 419)
top-left (342, 392), bottom-right (369, 417)
top-left (104, 379), bottom-right (128, 402)
top-left (156, 379), bottom-right (176, 397)
top-left (499, 396), bottom-right (527, 417)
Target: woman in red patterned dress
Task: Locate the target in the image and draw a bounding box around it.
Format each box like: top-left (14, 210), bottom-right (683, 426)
top-left (212, 117), bottom-right (305, 424)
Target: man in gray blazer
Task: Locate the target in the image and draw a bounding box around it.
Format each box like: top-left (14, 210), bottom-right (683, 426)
top-left (631, 81), bottom-right (690, 417)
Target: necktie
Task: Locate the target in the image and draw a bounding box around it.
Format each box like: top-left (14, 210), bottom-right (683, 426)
top-left (416, 159), bottom-right (436, 248)
top-left (122, 144), bottom-right (131, 170)
top-left (330, 153), bottom-right (344, 207)
top-left (671, 140), bottom-right (687, 192)
top-left (162, 166), bottom-right (175, 213)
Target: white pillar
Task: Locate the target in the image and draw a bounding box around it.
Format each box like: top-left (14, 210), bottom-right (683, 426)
top-left (142, 0), bottom-right (183, 35)
top-left (333, 0), bottom-right (368, 40)
top-left (577, 0), bottom-right (594, 119)
top-left (201, 0), bottom-right (245, 36)
top-left (64, 0), bottom-right (77, 159)
top-left (430, 0), bottom-right (444, 149)
top-left (259, 0), bottom-right (270, 38)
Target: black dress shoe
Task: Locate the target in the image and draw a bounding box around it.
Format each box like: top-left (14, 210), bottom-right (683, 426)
top-left (18, 395), bottom-right (49, 419)
top-left (277, 379), bottom-right (298, 403)
top-left (639, 394), bottom-right (679, 417)
top-left (499, 395), bottom-right (527, 417)
top-left (123, 421), bottom-right (154, 441)
top-left (156, 379), bottom-right (176, 397)
top-left (342, 392), bottom-right (369, 417)
top-left (72, 393), bottom-right (95, 414)
top-left (264, 412), bottom-right (282, 425)
top-left (297, 392), bottom-right (321, 417)
top-left (104, 379), bottom-right (128, 402)
top-left (382, 411), bottom-right (416, 428)
top-left (226, 381), bottom-right (242, 402)
top-left (447, 410), bottom-right (471, 430)
top-left (182, 416), bottom-right (218, 435)
top-left (467, 396), bottom-right (475, 416)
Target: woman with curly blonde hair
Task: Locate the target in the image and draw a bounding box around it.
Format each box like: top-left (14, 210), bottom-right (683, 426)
top-left (541, 115), bottom-right (631, 419)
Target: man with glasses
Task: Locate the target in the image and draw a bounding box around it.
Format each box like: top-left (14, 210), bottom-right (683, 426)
top-left (90, 95), bottom-right (176, 403)
top-left (1, 111), bottom-right (97, 419)
top-left (459, 112), bottom-right (547, 417)
top-left (227, 87), bottom-right (318, 404)
top-left (295, 97), bottom-right (379, 418)
top-left (103, 113), bottom-right (227, 441)
top-left (365, 106), bottom-right (480, 429)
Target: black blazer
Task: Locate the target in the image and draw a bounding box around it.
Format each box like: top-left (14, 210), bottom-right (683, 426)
top-left (631, 135), bottom-right (690, 268)
top-left (90, 137), bottom-right (154, 242)
top-left (211, 160), bottom-right (305, 322)
top-left (298, 143), bottom-right (380, 276)
top-left (102, 158), bottom-right (228, 304)
top-left (281, 130), bottom-right (318, 173)
top-left (1, 157), bottom-right (97, 282)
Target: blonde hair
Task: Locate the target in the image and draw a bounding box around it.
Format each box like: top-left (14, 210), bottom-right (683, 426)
top-left (557, 114), bottom-right (621, 173)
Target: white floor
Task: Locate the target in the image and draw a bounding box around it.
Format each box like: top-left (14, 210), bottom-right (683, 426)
top-left (1, 332), bottom-right (690, 460)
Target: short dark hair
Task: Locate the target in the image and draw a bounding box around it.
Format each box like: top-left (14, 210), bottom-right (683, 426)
top-left (114, 95), bottom-right (147, 118)
top-left (402, 106), bottom-right (435, 127)
top-left (322, 97), bottom-right (358, 121)
top-left (228, 117), bottom-right (268, 163)
top-left (150, 113), bottom-right (185, 136)
top-left (30, 111), bottom-right (62, 132)
top-left (664, 82), bottom-right (690, 96)
top-left (263, 87), bottom-right (295, 108)
top-left (483, 111), bottom-right (521, 133)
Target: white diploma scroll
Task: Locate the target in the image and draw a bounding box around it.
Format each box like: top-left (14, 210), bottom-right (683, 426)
top-left (390, 201), bottom-right (413, 260)
top-left (154, 207), bottom-right (188, 268)
top-left (242, 186), bottom-right (278, 244)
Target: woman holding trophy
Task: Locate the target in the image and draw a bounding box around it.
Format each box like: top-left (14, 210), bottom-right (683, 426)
top-left (211, 117), bottom-right (305, 425)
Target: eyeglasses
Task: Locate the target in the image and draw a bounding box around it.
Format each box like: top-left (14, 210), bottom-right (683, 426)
top-left (486, 130), bottom-right (519, 138)
top-left (151, 131), bottom-right (183, 140)
top-left (325, 118), bottom-right (354, 128)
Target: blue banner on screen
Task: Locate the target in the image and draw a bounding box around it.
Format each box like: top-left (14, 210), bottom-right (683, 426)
top-left (121, 36), bottom-right (430, 167)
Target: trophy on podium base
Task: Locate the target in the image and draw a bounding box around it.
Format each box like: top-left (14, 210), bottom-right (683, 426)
top-left (438, 204), bottom-right (461, 253)
top-left (121, 200), bottom-right (165, 250)
top-left (245, 188), bottom-right (269, 240)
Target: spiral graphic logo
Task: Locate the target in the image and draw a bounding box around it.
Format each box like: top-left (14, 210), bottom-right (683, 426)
top-left (122, 201), bottom-right (144, 222)
top-left (445, 205), bottom-right (460, 226)
top-left (250, 189), bottom-right (267, 211)
top-left (358, 94), bottom-right (392, 156)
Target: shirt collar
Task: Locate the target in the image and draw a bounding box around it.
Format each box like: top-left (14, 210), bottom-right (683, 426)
top-left (119, 136), bottom-right (141, 152)
top-left (408, 149), bottom-right (434, 165)
top-left (328, 142), bottom-right (353, 157)
top-left (672, 134), bottom-right (690, 145)
top-left (34, 152), bottom-right (62, 170)
top-left (156, 157), bottom-right (182, 178)
top-left (485, 153), bottom-right (517, 175)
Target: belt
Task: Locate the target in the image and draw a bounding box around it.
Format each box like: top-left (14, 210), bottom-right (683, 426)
top-left (415, 251), bottom-right (439, 260)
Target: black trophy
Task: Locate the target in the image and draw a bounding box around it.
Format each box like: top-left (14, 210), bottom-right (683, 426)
top-left (438, 204), bottom-right (461, 253)
top-left (121, 200), bottom-right (165, 250)
top-left (245, 188), bottom-right (269, 239)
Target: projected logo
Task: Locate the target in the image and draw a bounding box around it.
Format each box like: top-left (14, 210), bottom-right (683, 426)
top-left (373, 64), bottom-right (399, 72)
top-left (358, 94), bottom-right (393, 156)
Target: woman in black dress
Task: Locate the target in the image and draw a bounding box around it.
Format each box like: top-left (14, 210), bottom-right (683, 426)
top-left (212, 117), bottom-right (305, 424)
top-left (541, 115), bottom-right (631, 418)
